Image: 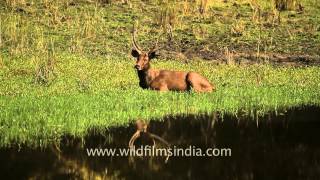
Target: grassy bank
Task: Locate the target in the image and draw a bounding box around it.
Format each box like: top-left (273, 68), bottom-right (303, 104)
top-left (1, 54), bottom-right (320, 147)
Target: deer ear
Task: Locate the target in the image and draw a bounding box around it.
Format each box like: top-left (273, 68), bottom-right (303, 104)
top-left (131, 49), bottom-right (140, 58)
top-left (148, 51), bottom-right (157, 59)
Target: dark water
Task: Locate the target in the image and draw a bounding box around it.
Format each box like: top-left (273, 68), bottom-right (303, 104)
top-left (1, 106), bottom-right (320, 180)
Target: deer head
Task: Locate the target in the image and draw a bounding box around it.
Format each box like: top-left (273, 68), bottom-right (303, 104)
top-left (131, 25), bottom-right (160, 71)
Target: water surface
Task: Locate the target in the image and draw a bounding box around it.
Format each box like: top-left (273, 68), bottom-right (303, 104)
top-left (1, 106), bottom-right (320, 180)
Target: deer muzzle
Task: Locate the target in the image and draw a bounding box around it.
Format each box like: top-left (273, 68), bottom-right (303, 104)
top-left (134, 64), bottom-right (142, 70)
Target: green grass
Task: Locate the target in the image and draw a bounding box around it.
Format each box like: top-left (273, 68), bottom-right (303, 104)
top-left (0, 0), bottom-right (320, 147)
top-left (1, 54), bottom-right (320, 147)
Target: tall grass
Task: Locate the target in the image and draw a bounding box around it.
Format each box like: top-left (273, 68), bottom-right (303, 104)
top-left (0, 0), bottom-right (319, 58)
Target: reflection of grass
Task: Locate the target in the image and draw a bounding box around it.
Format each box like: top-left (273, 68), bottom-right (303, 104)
top-left (1, 54), bottom-right (320, 147)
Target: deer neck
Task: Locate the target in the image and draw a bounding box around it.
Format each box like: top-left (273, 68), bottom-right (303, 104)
top-left (137, 64), bottom-right (156, 89)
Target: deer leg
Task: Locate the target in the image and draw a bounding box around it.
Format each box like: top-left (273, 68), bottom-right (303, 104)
top-left (186, 72), bottom-right (213, 92)
top-left (186, 72), bottom-right (202, 92)
top-left (159, 84), bottom-right (169, 91)
top-left (151, 80), bottom-right (168, 91)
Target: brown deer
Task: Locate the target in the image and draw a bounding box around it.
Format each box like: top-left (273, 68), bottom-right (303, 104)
top-left (131, 26), bottom-right (214, 92)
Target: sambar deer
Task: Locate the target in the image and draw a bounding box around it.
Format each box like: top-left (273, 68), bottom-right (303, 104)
top-left (131, 26), bottom-right (214, 92)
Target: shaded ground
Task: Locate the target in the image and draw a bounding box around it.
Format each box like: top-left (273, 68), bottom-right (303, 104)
top-left (159, 46), bottom-right (320, 66)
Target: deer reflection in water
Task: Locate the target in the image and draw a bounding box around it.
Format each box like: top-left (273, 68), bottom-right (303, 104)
top-left (128, 119), bottom-right (171, 163)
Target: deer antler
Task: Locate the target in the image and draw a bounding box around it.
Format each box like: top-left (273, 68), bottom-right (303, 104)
top-left (132, 23), bottom-right (142, 54)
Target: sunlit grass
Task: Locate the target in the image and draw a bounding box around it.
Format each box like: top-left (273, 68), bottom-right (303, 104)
top-left (1, 54), bottom-right (320, 147)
